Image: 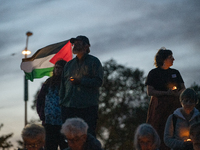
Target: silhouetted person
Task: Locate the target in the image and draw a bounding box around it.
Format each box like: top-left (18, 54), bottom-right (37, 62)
top-left (60, 35), bottom-right (103, 137)
top-left (37, 60), bottom-right (68, 150)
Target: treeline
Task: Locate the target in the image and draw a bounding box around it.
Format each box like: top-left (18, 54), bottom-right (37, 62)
top-left (1, 59), bottom-right (200, 150)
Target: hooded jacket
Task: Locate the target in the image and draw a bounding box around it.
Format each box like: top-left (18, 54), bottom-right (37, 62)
top-left (164, 107), bottom-right (200, 149)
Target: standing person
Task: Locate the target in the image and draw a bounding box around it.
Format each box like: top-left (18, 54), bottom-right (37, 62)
top-left (145, 47), bottom-right (185, 150)
top-left (61, 118), bottom-right (103, 150)
top-left (20, 124), bottom-right (45, 150)
top-left (134, 123), bottom-right (161, 150)
top-left (36, 59), bottom-right (68, 150)
top-left (164, 88), bottom-right (200, 150)
top-left (59, 35), bottom-right (104, 137)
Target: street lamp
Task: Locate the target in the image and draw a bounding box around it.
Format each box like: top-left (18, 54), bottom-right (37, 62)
top-left (22, 31), bottom-right (33, 126)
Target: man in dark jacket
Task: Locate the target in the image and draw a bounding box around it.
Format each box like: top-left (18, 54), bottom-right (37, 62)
top-left (59, 35), bottom-right (103, 137)
top-left (61, 118), bottom-right (103, 150)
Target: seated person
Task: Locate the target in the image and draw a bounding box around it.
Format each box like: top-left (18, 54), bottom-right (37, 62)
top-left (21, 124), bottom-right (45, 150)
top-left (164, 88), bottom-right (200, 150)
top-left (190, 122), bottom-right (200, 150)
top-left (61, 117), bottom-right (103, 150)
top-left (134, 123), bottom-right (160, 150)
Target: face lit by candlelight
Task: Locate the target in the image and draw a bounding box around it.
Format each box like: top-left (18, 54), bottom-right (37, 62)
top-left (181, 98), bottom-right (196, 114)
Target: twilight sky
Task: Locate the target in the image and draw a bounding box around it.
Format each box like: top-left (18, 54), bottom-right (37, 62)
top-left (0, 0), bottom-right (200, 148)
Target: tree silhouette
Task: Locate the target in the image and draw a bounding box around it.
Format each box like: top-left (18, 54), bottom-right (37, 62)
top-left (96, 59), bottom-right (149, 150)
top-left (0, 124), bottom-right (13, 149)
top-left (30, 59), bottom-right (200, 150)
top-left (31, 59), bottom-right (149, 150)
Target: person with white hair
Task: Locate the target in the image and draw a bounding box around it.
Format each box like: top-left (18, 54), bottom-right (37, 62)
top-left (61, 118), bottom-right (103, 150)
top-left (21, 124), bottom-right (45, 150)
top-left (134, 123), bottom-right (161, 150)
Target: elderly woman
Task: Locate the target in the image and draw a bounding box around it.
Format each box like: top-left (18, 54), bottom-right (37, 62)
top-left (134, 123), bottom-right (160, 150)
top-left (21, 124), bottom-right (45, 150)
top-left (145, 47), bottom-right (185, 150)
top-left (61, 118), bottom-right (103, 150)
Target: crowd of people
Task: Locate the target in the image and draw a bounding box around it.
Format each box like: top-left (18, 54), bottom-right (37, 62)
top-left (19, 36), bottom-right (200, 150)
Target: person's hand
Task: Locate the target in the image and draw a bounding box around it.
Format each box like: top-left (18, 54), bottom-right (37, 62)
top-left (166, 89), bottom-right (174, 96)
top-left (183, 141), bottom-right (193, 150)
top-left (172, 89), bottom-right (180, 97)
top-left (166, 89), bottom-right (179, 96)
top-left (70, 77), bottom-right (81, 85)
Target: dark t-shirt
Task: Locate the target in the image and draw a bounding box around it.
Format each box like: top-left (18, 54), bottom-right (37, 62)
top-left (145, 67), bottom-right (184, 91)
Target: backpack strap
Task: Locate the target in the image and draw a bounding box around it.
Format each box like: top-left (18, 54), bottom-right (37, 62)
top-left (172, 114), bottom-right (177, 134)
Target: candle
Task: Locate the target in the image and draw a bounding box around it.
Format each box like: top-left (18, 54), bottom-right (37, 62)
top-left (186, 139), bottom-right (192, 142)
top-left (70, 77), bottom-right (74, 81)
top-left (172, 86), bottom-right (177, 90)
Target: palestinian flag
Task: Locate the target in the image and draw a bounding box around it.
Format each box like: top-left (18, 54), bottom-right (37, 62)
top-left (20, 40), bottom-right (72, 81)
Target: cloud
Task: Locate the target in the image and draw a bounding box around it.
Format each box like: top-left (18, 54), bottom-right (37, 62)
top-left (0, 0), bottom-right (200, 147)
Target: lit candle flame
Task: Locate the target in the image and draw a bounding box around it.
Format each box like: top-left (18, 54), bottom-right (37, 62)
top-left (70, 77), bottom-right (74, 81)
top-left (172, 86), bottom-right (177, 90)
top-left (187, 139), bottom-right (192, 142)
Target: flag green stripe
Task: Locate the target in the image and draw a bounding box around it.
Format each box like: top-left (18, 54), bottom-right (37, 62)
top-left (25, 67), bottom-right (54, 81)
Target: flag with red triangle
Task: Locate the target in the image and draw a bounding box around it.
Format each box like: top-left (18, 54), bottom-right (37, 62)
top-left (20, 40), bottom-right (72, 81)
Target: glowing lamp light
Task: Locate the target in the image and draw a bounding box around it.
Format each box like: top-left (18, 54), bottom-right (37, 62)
top-left (172, 86), bottom-right (177, 90)
top-left (22, 50), bottom-right (31, 55)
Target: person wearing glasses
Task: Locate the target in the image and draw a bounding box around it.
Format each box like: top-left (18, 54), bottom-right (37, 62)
top-left (164, 88), bottom-right (200, 150)
top-left (20, 124), bottom-right (45, 150)
top-left (61, 117), bottom-right (103, 150)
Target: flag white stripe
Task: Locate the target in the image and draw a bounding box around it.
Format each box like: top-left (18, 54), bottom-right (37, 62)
top-left (21, 54), bottom-right (55, 73)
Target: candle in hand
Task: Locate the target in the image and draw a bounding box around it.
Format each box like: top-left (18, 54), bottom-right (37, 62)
top-left (172, 86), bottom-right (177, 90)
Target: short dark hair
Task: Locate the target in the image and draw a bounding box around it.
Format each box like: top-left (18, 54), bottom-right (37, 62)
top-left (180, 88), bottom-right (198, 104)
top-left (55, 59), bottom-right (67, 67)
top-left (154, 48), bottom-right (172, 67)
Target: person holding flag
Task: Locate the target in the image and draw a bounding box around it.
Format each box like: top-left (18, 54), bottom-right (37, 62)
top-left (59, 35), bottom-right (104, 137)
